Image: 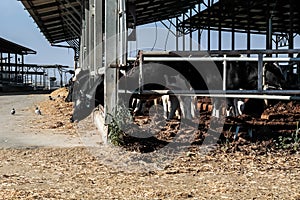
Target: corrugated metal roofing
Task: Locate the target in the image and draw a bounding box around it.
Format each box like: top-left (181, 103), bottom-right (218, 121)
top-left (179, 0), bottom-right (300, 35)
top-left (127, 0), bottom-right (199, 27)
top-left (21, 0), bottom-right (81, 44)
top-left (0, 37), bottom-right (36, 55)
top-left (21, 0), bottom-right (199, 44)
top-left (21, 0), bottom-right (81, 43)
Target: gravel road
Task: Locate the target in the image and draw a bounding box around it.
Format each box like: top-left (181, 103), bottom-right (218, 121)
top-left (0, 93), bottom-right (83, 148)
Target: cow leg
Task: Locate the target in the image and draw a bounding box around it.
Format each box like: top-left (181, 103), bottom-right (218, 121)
top-left (230, 98), bottom-right (247, 141)
top-left (234, 126), bottom-right (240, 141)
top-left (248, 127), bottom-right (253, 138)
top-left (134, 99), bottom-right (145, 115)
top-left (180, 96), bottom-right (192, 120)
top-left (226, 98), bottom-right (243, 117)
top-left (161, 95), bottom-right (170, 119)
top-left (233, 99), bottom-right (240, 117)
top-left (65, 79), bottom-right (74, 102)
top-left (178, 96), bottom-right (186, 119)
top-left (153, 98), bottom-right (159, 112)
top-left (130, 98), bottom-right (137, 110)
top-left (232, 98), bottom-right (245, 117)
top-left (167, 97), bottom-right (172, 117)
top-left (237, 99), bottom-right (245, 115)
top-left (133, 98), bottom-right (143, 115)
top-left (167, 94), bottom-right (180, 121)
top-left (225, 98), bottom-right (234, 117)
top-left (212, 98), bottom-right (221, 118)
top-left (141, 100), bottom-right (149, 114)
top-left (190, 96), bottom-right (197, 118)
top-left (233, 125), bottom-right (254, 141)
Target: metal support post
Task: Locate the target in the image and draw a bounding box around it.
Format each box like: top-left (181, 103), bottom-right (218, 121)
top-left (176, 17), bottom-right (179, 51)
top-left (182, 14), bottom-right (185, 51)
top-left (15, 54), bottom-right (18, 80)
top-left (268, 17), bottom-right (272, 50)
top-left (43, 69), bottom-right (46, 89)
top-left (8, 53), bottom-right (10, 81)
top-left (257, 54), bottom-right (263, 92)
top-left (0, 53), bottom-right (2, 82)
top-left (84, 1), bottom-right (89, 70)
top-left (207, 0), bottom-right (211, 51)
top-left (79, 1), bottom-right (87, 70)
top-left (288, 0), bottom-right (294, 58)
top-left (138, 51), bottom-right (143, 93)
top-left (21, 55), bottom-right (24, 83)
top-left (118, 0), bottom-right (127, 66)
top-left (89, 0), bottom-right (95, 79)
top-left (223, 54), bottom-right (227, 91)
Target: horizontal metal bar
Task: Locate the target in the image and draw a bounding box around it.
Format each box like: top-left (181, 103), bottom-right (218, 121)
top-left (141, 51), bottom-right (171, 56)
top-left (207, 49), bottom-right (300, 55)
top-left (128, 56), bottom-right (300, 62)
top-left (118, 89), bottom-right (300, 100)
top-left (196, 94), bottom-right (300, 101)
top-left (119, 89), bottom-right (300, 95)
top-left (142, 57), bottom-right (300, 62)
top-left (128, 57), bottom-right (137, 61)
top-left (141, 49), bottom-right (300, 56)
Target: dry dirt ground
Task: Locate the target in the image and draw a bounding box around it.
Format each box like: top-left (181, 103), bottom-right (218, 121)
top-left (0, 90), bottom-right (300, 199)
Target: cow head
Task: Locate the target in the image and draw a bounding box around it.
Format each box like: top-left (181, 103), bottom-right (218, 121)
top-left (70, 69), bottom-right (104, 122)
top-left (264, 62), bottom-right (286, 90)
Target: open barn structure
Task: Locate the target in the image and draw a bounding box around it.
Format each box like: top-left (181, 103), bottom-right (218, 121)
top-left (0, 37), bottom-right (37, 91)
top-left (21, 0), bottom-right (300, 142)
top-left (0, 37), bottom-right (71, 92)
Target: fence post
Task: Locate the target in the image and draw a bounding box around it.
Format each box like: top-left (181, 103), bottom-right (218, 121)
top-left (258, 53), bottom-right (263, 92)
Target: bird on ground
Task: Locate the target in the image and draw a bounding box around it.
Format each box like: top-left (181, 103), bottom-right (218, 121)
top-left (35, 107), bottom-right (42, 115)
top-left (11, 108), bottom-right (15, 115)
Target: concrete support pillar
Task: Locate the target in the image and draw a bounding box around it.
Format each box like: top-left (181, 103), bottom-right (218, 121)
top-left (95, 0), bottom-right (103, 76)
top-left (89, 0), bottom-right (95, 80)
top-left (104, 0), bottom-right (119, 123)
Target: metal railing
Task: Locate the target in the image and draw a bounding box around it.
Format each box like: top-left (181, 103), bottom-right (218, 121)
top-left (120, 49), bottom-right (300, 101)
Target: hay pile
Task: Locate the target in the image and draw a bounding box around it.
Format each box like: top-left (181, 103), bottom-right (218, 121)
top-left (32, 87), bottom-right (77, 135)
top-left (1, 147), bottom-right (300, 199)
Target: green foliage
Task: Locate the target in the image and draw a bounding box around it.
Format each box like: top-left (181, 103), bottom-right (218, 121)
top-left (107, 104), bottom-right (132, 146)
top-left (274, 121), bottom-right (300, 151)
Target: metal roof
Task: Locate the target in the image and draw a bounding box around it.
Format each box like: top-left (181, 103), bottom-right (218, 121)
top-left (21, 0), bottom-right (81, 44)
top-left (127, 0), bottom-right (199, 27)
top-left (0, 37), bottom-right (36, 55)
top-left (179, 0), bottom-right (300, 35)
top-left (21, 0), bottom-right (199, 44)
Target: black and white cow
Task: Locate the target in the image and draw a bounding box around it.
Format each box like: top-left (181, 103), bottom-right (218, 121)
top-left (65, 68), bottom-right (83, 103)
top-left (68, 59), bottom-right (217, 122)
top-left (224, 61), bottom-right (285, 117)
top-left (210, 60), bottom-right (285, 139)
top-left (119, 61), bottom-right (205, 121)
top-left (67, 56), bottom-right (285, 128)
top-left (66, 68), bottom-right (104, 122)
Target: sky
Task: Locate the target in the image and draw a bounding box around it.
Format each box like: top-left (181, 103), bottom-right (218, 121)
top-left (0, 0), bottom-right (74, 68)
